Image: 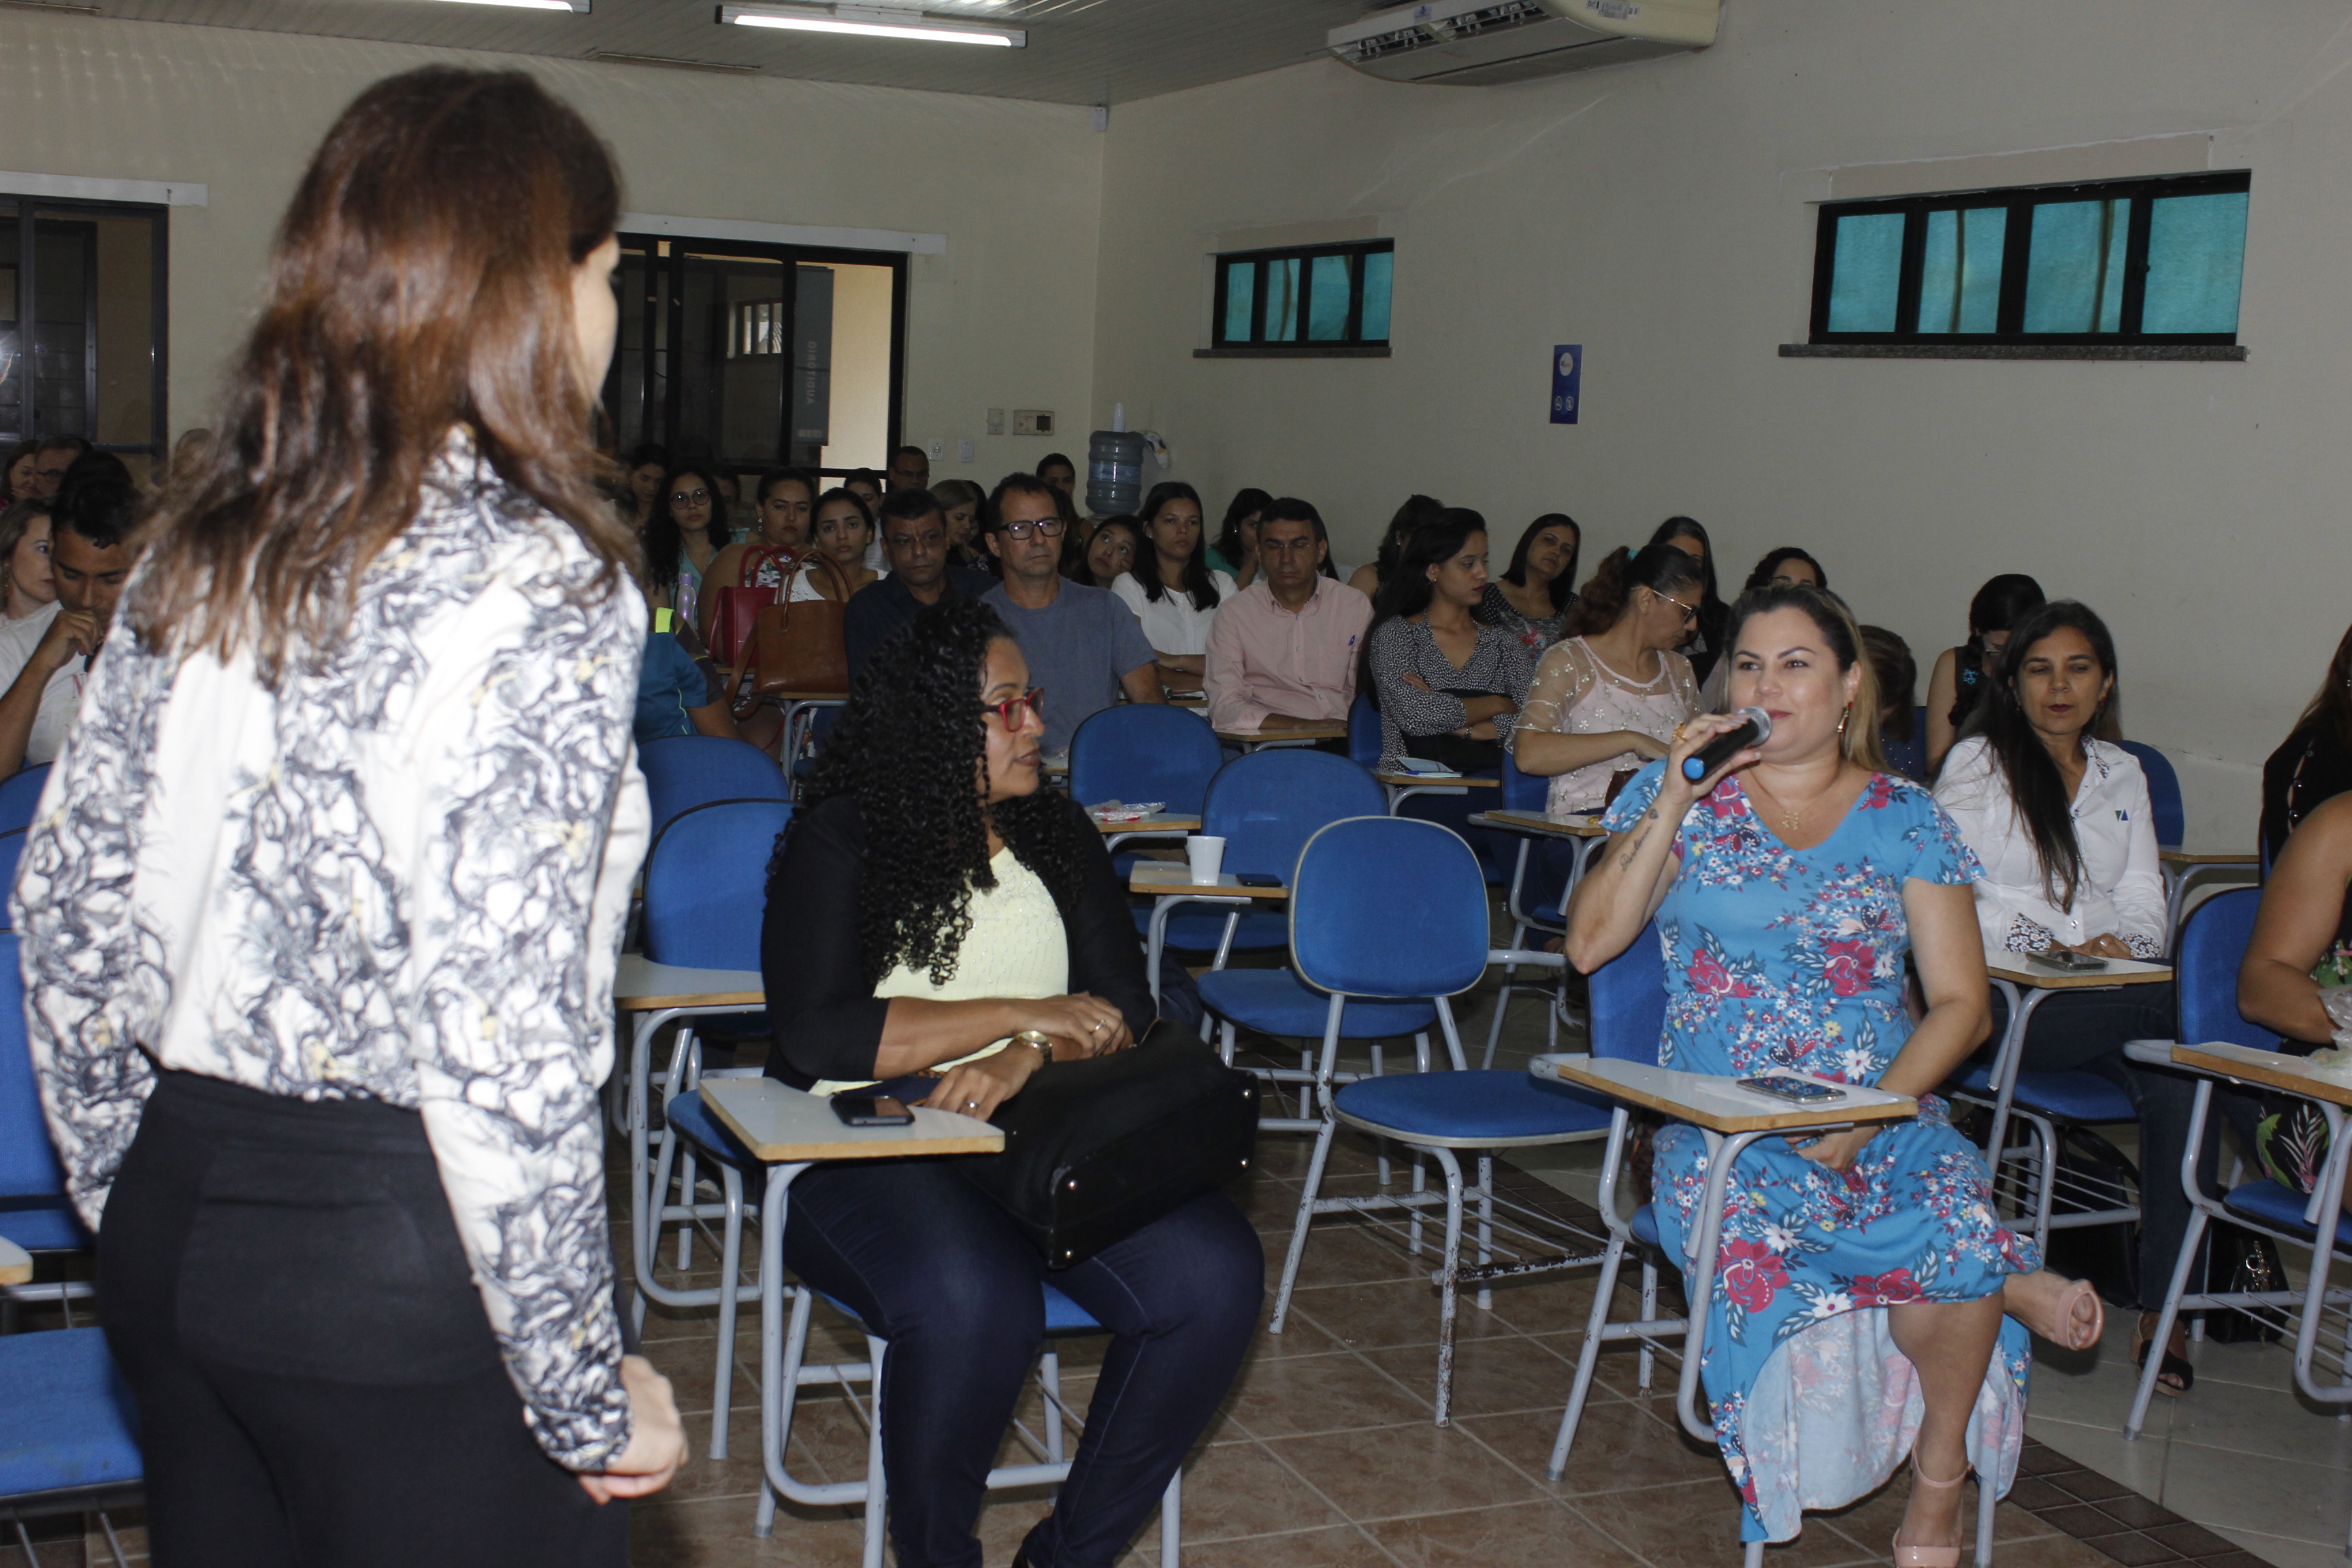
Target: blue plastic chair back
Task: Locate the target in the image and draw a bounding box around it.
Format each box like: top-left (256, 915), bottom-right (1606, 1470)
top-left (1500, 748), bottom-right (1547, 814)
top-left (1203, 750), bottom-right (1387, 882)
top-left (638, 736), bottom-right (787, 840)
top-left (0, 934), bottom-right (69, 1203)
top-left (1588, 921), bottom-right (1667, 1065)
top-left (2118, 740), bottom-right (2185, 849)
top-left (1347, 694), bottom-right (1382, 769)
top-left (1291, 817), bottom-right (1490, 999)
top-left (0, 765), bottom-right (49, 834)
top-left (642, 800), bottom-right (793, 972)
top-left (1069, 704), bottom-right (1223, 815)
top-left (2176, 887), bottom-right (2268, 1051)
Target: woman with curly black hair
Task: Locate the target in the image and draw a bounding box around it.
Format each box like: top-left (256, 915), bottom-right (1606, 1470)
top-left (760, 596), bottom-right (1262, 1568)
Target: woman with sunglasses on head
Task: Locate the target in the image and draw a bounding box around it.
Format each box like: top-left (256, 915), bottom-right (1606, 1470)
top-left (762, 596), bottom-right (1260, 1568)
top-left (647, 463), bottom-right (729, 633)
top-left (1569, 583), bottom-right (2102, 1562)
top-left (20, 67), bottom-right (685, 1564)
top-left (1512, 543), bottom-right (1703, 824)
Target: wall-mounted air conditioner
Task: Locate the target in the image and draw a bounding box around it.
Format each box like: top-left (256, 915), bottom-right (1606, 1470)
top-left (1326, 0), bottom-right (1718, 86)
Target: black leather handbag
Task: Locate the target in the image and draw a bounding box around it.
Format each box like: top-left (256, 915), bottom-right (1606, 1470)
top-left (956, 1020), bottom-right (1260, 1268)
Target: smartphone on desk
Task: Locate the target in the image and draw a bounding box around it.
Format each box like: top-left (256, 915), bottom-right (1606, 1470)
top-left (1234, 872), bottom-right (1282, 888)
top-left (2027, 949), bottom-right (2108, 973)
top-left (832, 1094), bottom-right (915, 1128)
top-left (1735, 1075), bottom-right (1847, 1105)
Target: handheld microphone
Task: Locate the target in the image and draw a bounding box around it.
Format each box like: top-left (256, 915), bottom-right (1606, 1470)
top-left (1682, 706), bottom-right (1771, 782)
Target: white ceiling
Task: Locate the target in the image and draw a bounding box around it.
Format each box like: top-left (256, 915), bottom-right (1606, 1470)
top-left (59, 0), bottom-right (1375, 106)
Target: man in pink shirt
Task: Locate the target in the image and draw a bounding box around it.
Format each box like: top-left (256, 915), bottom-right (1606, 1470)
top-left (1205, 500), bottom-right (1374, 734)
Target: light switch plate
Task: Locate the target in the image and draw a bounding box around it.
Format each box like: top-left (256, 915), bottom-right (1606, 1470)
top-left (957, 439), bottom-right (976, 463)
top-left (985, 408), bottom-right (1005, 436)
top-left (1013, 409), bottom-right (1054, 437)
top-left (927, 439), bottom-right (945, 461)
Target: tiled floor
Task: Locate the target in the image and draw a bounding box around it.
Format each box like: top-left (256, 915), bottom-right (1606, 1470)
top-left (9, 969), bottom-right (2351, 1567)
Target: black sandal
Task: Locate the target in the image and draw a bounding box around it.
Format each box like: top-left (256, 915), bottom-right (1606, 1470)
top-left (2134, 1332), bottom-right (2194, 1396)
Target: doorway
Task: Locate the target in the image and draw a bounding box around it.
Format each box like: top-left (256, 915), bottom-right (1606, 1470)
top-left (0, 197), bottom-right (169, 487)
top-left (602, 232), bottom-right (907, 483)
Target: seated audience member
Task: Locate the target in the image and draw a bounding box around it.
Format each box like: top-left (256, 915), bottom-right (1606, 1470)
top-left (887, 443), bottom-right (930, 493)
top-left (1036, 451), bottom-right (1078, 499)
top-left (934, 477), bottom-right (987, 568)
top-left (1742, 546), bottom-right (1825, 591)
top-left (1933, 601), bottom-right (2193, 1388)
top-left (843, 468), bottom-right (884, 517)
top-left (706, 466), bottom-right (814, 580)
top-left (1, 440), bottom-right (38, 506)
top-left (1862, 623), bottom-right (1925, 780)
top-left (619, 440), bottom-right (670, 531)
top-left (1512, 543), bottom-right (1702, 820)
top-left (1565, 583), bottom-right (2101, 1555)
top-left (762, 596), bottom-right (1259, 1568)
top-left (648, 465), bottom-right (728, 635)
top-left (1647, 515), bottom-right (1729, 686)
top-left (1111, 483), bottom-right (1232, 697)
top-left (2261, 622), bottom-right (2352, 865)
top-left (0, 498), bottom-right (56, 622)
top-left (2239, 791), bottom-right (2352, 1200)
top-left (1206, 487), bottom-right (1271, 585)
top-left (792, 487), bottom-right (884, 603)
top-left (1363, 508), bottom-right (1535, 771)
top-left (711, 470), bottom-right (740, 510)
top-left (169, 427), bottom-right (214, 485)
top-left (23, 435), bottom-right (89, 500)
top-left (1924, 572), bottom-right (2045, 776)
top-left (1346, 493), bottom-right (1442, 599)
top-left (1068, 516), bottom-right (1139, 589)
top-left (981, 474), bottom-right (1160, 756)
top-left (1204, 499), bottom-right (1373, 735)
top-left (846, 488), bottom-right (993, 677)
top-left (635, 607), bottom-right (739, 745)
top-left (0, 465), bottom-right (137, 773)
top-left (1478, 513), bottom-right (1581, 655)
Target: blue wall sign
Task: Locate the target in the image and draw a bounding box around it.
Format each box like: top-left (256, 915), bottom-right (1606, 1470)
top-left (1550, 345), bottom-right (1581, 425)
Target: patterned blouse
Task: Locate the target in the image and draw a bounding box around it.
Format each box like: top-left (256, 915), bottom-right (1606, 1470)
top-left (1474, 582), bottom-right (1573, 655)
top-left (18, 431), bottom-right (649, 1469)
top-left (1365, 615), bottom-right (1537, 770)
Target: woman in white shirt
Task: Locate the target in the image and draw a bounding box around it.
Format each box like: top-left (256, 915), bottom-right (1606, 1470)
top-left (790, 487), bottom-right (884, 602)
top-left (1933, 601), bottom-right (2191, 1391)
top-left (1111, 481), bottom-right (1232, 696)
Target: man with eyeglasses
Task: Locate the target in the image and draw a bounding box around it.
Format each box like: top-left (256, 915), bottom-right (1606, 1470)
top-left (24, 436), bottom-right (91, 500)
top-left (845, 488), bottom-right (992, 679)
top-left (1204, 497), bottom-right (1372, 736)
top-left (981, 473), bottom-right (1160, 757)
top-left (886, 445), bottom-right (930, 493)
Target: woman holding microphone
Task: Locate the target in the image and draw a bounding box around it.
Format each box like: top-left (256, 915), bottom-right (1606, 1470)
top-left (1565, 582), bottom-right (2100, 1563)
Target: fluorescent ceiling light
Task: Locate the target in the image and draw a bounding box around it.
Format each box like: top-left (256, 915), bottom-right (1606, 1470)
top-left (431, 0), bottom-right (591, 10)
top-left (719, 3), bottom-right (1025, 46)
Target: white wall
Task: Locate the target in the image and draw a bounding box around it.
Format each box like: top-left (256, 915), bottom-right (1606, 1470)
top-left (1091, 0), bottom-right (2352, 846)
top-left (0, 10), bottom-right (1102, 490)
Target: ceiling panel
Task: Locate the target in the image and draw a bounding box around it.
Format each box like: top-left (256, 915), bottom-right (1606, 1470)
top-left (39, 0), bottom-right (1373, 106)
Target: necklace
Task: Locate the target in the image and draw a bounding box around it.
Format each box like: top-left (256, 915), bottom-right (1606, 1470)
top-left (1747, 770), bottom-right (1840, 836)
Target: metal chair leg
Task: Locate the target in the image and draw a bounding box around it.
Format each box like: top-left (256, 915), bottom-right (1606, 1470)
top-left (1549, 1230), bottom-right (1628, 1478)
top-left (1430, 1146), bottom-right (1467, 1427)
top-left (1270, 1110), bottom-right (1339, 1333)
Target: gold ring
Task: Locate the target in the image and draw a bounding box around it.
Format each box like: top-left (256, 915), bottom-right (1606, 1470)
top-left (1672, 722), bottom-right (1688, 743)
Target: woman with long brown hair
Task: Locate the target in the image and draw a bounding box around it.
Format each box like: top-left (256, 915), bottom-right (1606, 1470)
top-left (20, 67), bottom-right (683, 1563)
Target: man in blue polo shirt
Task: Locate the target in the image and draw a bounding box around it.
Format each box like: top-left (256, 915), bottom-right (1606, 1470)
top-left (845, 487), bottom-right (995, 679)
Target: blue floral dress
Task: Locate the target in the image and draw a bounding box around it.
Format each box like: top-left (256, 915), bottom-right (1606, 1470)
top-left (1601, 762), bottom-right (2040, 1542)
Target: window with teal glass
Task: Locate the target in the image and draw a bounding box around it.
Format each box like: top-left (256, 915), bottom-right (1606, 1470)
top-left (1809, 172), bottom-right (2247, 346)
top-left (1211, 240), bottom-right (1393, 349)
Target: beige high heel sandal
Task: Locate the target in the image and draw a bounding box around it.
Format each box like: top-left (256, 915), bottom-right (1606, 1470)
top-left (1891, 1454), bottom-right (1971, 1568)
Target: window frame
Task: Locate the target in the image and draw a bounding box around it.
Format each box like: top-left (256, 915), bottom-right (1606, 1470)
top-left (1806, 170), bottom-right (2250, 348)
top-left (1210, 239), bottom-right (1394, 350)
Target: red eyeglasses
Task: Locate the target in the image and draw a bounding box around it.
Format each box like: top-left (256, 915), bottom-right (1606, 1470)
top-left (987, 687), bottom-right (1045, 728)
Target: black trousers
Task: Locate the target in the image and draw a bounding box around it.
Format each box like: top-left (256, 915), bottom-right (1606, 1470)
top-left (783, 1160), bottom-right (1262, 1568)
top-left (99, 1071), bottom-right (628, 1568)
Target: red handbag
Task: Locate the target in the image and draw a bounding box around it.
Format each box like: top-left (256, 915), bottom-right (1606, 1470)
top-left (706, 546), bottom-right (800, 669)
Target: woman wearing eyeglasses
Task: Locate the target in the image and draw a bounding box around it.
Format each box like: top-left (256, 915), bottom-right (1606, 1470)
top-left (1512, 544), bottom-right (1707, 823)
top-left (761, 595), bottom-right (1260, 1568)
top-left (644, 464), bottom-right (730, 630)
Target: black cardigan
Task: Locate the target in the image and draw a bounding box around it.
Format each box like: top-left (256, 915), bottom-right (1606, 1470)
top-left (761, 792), bottom-right (1155, 1086)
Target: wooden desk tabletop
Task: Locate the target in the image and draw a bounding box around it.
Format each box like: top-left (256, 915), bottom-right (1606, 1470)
top-left (1469, 809), bottom-right (1607, 840)
top-left (1985, 956), bottom-right (2173, 991)
top-left (614, 955), bottom-right (766, 1012)
top-left (2168, 1041), bottom-right (2352, 1109)
top-left (1530, 1053), bottom-right (1915, 1134)
top-left (0, 1235), bottom-right (29, 1287)
top-left (702, 1077), bottom-right (1003, 1163)
top-left (1092, 813), bottom-right (1200, 834)
top-left (1375, 772), bottom-right (1500, 789)
top-left (1128, 866), bottom-right (1288, 900)
top-left (2159, 847), bottom-right (2259, 866)
top-left (1219, 723), bottom-right (1349, 743)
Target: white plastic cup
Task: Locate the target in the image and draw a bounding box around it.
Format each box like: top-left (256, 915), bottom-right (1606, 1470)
top-left (1186, 836), bottom-right (1227, 885)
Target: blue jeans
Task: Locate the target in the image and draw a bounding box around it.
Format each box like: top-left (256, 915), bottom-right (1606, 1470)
top-left (783, 1161), bottom-right (1262, 1568)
